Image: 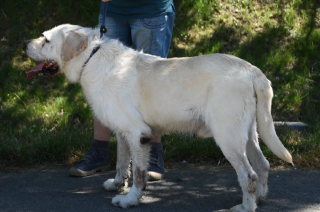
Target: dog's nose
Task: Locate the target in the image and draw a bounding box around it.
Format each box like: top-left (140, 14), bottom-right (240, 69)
top-left (22, 41), bottom-right (30, 52)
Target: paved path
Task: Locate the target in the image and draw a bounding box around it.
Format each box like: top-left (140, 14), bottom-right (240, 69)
top-left (0, 166), bottom-right (319, 212)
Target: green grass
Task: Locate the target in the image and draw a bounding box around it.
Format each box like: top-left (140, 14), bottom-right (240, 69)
top-left (0, 0), bottom-right (320, 168)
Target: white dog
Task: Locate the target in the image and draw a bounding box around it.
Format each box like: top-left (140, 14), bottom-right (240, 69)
top-left (23, 24), bottom-right (293, 212)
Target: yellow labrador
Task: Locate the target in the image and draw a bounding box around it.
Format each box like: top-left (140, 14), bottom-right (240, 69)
top-left (23, 24), bottom-right (292, 211)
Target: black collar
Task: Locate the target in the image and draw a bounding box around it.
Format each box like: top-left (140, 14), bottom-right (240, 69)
top-left (79, 45), bottom-right (101, 80)
top-left (83, 45), bottom-right (101, 66)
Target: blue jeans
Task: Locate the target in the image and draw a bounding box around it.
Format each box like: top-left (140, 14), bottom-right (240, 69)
top-left (99, 12), bottom-right (175, 58)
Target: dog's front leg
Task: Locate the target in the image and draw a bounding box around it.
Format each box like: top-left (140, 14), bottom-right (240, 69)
top-left (103, 133), bottom-right (131, 192)
top-left (112, 133), bottom-right (150, 208)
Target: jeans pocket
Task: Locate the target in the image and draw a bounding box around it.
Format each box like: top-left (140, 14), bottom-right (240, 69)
top-left (140, 14), bottom-right (167, 29)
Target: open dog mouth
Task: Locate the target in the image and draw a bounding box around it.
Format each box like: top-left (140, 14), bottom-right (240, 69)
top-left (27, 61), bottom-right (60, 80)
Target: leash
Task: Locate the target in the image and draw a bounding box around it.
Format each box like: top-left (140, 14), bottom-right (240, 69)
top-left (83, 1), bottom-right (108, 67)
top-left (82, 1), bottom-right (108, 69)
top-left (100, 1), bottom-right (108, 38)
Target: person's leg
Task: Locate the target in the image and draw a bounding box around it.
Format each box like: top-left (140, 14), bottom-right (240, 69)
top-left (69, 17), bottom-right (132, 177)
top-left (94, 117), bottom-right (112, 141)
top-left (129, 12), bottom-right (175, 180)
top-left (130, 12), bottom-right (175, 58)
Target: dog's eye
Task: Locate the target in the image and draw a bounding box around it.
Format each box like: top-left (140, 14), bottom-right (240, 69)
top-left (42, 37), bottom-right (50, 47)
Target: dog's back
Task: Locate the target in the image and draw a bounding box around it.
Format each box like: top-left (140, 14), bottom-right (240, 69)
top-left (133, 54), bottom-right (258, 133)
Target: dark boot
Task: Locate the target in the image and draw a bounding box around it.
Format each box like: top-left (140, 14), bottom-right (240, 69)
top-left (69, 139), bottom-right (111, 177)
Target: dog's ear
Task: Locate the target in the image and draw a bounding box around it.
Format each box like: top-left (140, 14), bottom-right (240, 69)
top-left (60, 30), bottom-right (88, 62)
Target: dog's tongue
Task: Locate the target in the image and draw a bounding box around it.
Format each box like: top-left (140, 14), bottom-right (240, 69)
top-left (27, 62), bottom-right (47, 80)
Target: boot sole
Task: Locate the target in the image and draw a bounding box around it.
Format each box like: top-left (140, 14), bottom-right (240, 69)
top-left (69, 164), bottom-right (111, 177)
top-left (148, 171), bottom-right (164, 181)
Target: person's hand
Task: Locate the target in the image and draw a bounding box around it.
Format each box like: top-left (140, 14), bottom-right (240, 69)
top-left (102, 0), bottom-right (111, 2)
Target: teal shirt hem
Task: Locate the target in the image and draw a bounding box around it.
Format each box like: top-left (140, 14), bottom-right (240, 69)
top-left (100, 0), bottom-right (175, 19)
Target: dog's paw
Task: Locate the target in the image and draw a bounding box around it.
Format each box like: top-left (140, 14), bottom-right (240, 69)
top-left (255, 183), bottom-right (267, 204)
top-left (103, 179), bottom-right (118, 191)
top-left (112, 194), bottom-right (139, 208)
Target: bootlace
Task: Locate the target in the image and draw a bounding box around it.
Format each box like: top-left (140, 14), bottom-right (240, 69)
top-left (149, 151), bottom-right (161, 166)
top-left (82, 148), bottom-right (99, 162)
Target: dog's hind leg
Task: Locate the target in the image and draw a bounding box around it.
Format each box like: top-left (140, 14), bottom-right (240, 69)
top-left (111, 132), bottom-right (150, 208)
top-left (206, 76), bottom-right (260, 211)
top-left (217, 137), bottom-right (258, 212)
top-left (210, 116), bottom-right (258, 212)
top-left (103, 133), bottom-right (131, 192)
top-left (246, 121), bottom-right (270, 203)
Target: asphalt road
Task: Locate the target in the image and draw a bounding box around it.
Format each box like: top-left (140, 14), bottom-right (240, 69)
top-left (0, 166), bottom-right (319, 212)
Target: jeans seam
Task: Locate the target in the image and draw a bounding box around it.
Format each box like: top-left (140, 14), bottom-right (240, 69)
top-left (149, 29), bottom-right (153, 53)
top-left (140, 17), bottom-right (167, 30)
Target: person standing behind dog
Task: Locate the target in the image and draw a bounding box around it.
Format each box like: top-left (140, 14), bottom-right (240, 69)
top-left (68, 0), bottom-right (175, 181)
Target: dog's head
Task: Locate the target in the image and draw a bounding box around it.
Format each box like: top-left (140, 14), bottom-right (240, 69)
top-left (23, 24), bottom-right (90, 82)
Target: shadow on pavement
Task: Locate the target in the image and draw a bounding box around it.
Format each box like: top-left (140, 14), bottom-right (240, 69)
top-left (0, 167), bottom-right (319, 212)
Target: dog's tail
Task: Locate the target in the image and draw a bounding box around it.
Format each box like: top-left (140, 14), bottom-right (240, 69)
top-left (253, 70), bottom-right (293, 164)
